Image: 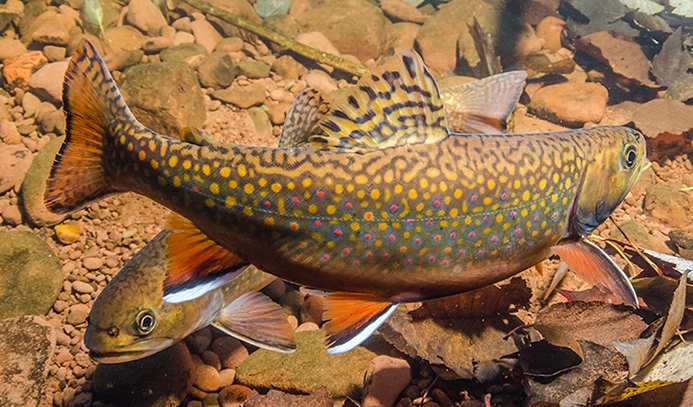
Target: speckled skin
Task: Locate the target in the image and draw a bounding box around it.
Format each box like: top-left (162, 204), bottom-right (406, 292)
top-left (47, 40), bottom-right (646, 305)
top-left (85, 230), bottom-right (275, 363)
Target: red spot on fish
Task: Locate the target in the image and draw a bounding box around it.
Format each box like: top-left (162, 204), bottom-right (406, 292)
top-left (469, 231), bottom-right (475, 238)
top-left (483, 215), bottom-right (489, 223)
top-left (471, 195), bottom-right (478, 202)
top-left (534, 215), bottom-right (540, 222)
top-left (449, 232), bottom-right (457, 239)
top-left (316, 190), bottom-right (325, 198)
top-left (388, 234), bottom-right (395, 241)
top-left (477, 249), bottom-right (484, 256)
top-left (322, 254), bottom-right (329, 259)
top-left (429, 255), bottom-right (435, 262)
top-left (290, 222), bottom-right (298, 230)
top-left (433, 200), bottom-right (441, 208)
top-left (426, 220), bottom-right (433, 227)
top-left (400, 246), bottom-right (407, 253)
top-left (390, 204), bottom-right (398, 212)
top-left (334, 229), bottom-right (343, 236)
top-left (353, 260), bottom-right (359, 265)
top-left (366, 252), bottom-right (372, 257)
top-left (343, 247), bottom-right (350, 254)
top-left (264, 201), bottom-right (271, 207)
top-left (415, 238), bottom-right (421, 244)
top-left (315, 220), bottom-right (322, 227)
top-left (407, 219), bottom-right (414, 226)
top-left (459, 249), bottom-right (465, 256)
top-left (298, 241), bottom-right (307, 248)
top-left (406, 258), bottom-right (412, 264)
top-left (193, 186), bottom-right (199, 192)
top-left (292, 196), bottom-right (299, 204)
top-left (500, 192), bottom-right (508, 200)
top-left (364, 233), bottom-right (372, 240)
top-left (515, 228), bottom-right (521, 235)
top-left (491, 236), bottom-right (498, 243)
top-left (383, 253), bottom-right (389, 258)
top-left (442, 260), bottom-right (448, 265)
top-left (510, 210), bottom-right (516, 218)
top-left (345, 202), bottom-right (353, 209)
top-left (434, 235), bottom-right (441, 241)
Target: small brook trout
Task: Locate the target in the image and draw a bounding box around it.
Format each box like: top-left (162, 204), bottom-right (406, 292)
top-left (85, 226), bottom-right (293, 363)
top-left (47, 40), bottom-right (645, 353)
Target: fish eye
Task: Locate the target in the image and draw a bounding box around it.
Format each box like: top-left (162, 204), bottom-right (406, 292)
top-left (624, 146), bottom-right (637, 168)
top-left (136, 310), bottom-right (156, 335)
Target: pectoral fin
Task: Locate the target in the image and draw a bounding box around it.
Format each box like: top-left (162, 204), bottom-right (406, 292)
top-left (551, 238), bottom-right (639, 308)
top-left (213, 291), bottom-right (296, 353)
top-left (323, 292), bottom-right (398, 354)
top-left (163, 213), bottom-right (249, 303)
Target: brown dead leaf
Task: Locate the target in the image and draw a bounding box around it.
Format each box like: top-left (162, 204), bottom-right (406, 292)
top-left (631, 99), bottom-right (693, 139)
top-left (575, 30), bottom-right (658, 88)
top-left (534, 301), bottom-right (648, 346)
top-left (411, 277), bottom-right (531, 320)
top-left (653, 27), bottom-right (693, 101)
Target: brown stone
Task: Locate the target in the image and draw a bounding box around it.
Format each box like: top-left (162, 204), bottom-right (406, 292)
top-left (529, 82), bottom-right (608, 127)
top-left (3, 51), bottom-right (47, 92)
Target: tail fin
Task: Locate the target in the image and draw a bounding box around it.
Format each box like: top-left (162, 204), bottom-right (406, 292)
top-left (44, 38), bottom-right (136, 214)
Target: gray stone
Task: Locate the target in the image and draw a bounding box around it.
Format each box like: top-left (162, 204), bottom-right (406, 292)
top-left (0, 144), bottom-right (32, 194)
top-left (197, 52), bottom-right (236, 89)
top-left (247, 107), bottom-right (272, 139)
top-left (236, 60), bottom-right (271, 79)
top-left (104, 49), bottom-right (144, 72)
top-left (28, 60), bottom-right (69, 106)
top-left (119, 61), bottom-right (206, 137)
top-left (644, 183), bottom-right (692, 227)
top-left (160, 43), bottom-right (208, 63)
top-left (236, 330), bottom-right (376, 398)
top-left (0, 316), bottom-right (55, 407)
top-left (211, 83), bottom-right (266, 109)
top-left (0, 231), bottom-right (63, 319)
top-left (93, 341), bottom-right (193, 406)
top-left (295, 0), bottom-right (388, 62)
top-left (20, 136), bottom-right (66, 227)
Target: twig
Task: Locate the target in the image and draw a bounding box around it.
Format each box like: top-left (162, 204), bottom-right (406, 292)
top-left (179, 0), bottom-right (369, 77)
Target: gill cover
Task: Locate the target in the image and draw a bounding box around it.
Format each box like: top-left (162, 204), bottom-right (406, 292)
top-left (572, 127), bottom-right (646, 236)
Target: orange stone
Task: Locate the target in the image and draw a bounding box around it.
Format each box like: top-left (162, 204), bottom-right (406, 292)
top-left (3, 51), bottom-right (47, 92)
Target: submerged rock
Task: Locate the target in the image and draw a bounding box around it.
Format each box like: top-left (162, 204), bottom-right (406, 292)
top-left (0, 316), bottom-right (55, 407)
top-left (0, 143), bottom-right (32, 195)
top-left (244, 387), bottom-right (333, 407)
top-left (20, 136), bottom-right (66, 227)
top-left (644, 183), bottom-right (693, 227)
top-left (236, 330), bottom-right (376, 398)
top-left (0, 231), bottom-right (63, 319)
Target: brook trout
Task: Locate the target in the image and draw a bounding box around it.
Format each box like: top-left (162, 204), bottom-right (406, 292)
top-left (46, 39), bottom-right (645, 353)
top-left (85, 227), bottom-right (293, 363)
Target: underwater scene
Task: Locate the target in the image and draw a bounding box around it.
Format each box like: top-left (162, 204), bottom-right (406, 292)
top-left (0, 0), bottom-right (693, 406)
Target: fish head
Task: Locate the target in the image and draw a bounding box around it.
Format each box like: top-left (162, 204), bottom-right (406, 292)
top-left (572, 127), bottom-right (646, 236)
top-left (84, 232), bottom-right (218, 363)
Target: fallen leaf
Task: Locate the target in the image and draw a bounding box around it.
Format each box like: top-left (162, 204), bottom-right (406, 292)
top-left (618, 0), bottom-right (664, 14)
top-left (599, 380), bottom-right (690, 406)
top-left (561, 0), bottom-right (639, 38)
top-left (652, 27), bottom-right (693, 101)
top-left (630, 99), bottom-right (693, 139)
top-left (670, 0), bottom-right (693, 18)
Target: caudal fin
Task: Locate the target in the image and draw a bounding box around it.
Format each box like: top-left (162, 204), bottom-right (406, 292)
top-left (44, 38), bottom-right (136, 214)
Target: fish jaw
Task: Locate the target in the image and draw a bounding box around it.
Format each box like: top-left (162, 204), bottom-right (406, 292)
top-left (85, 332), bottom-right (177, 363)
top-left (571, 126), bottom-right (646, 236)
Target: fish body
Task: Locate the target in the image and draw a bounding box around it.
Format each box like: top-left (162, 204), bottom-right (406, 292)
top-left (85, 229), bottom-right (294, 363)
top-left (47, 40), bottom-right (645, 352)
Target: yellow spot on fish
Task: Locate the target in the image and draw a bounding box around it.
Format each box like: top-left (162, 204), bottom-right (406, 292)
top-left (378, 223), bottom-right (387, 231)
top-left (210, 183), bottom-right (219, 194)
top-left (487, 180), bottom-right (495, 190)
top-left (483, 197), bottom-right (492, 205)
top-left (308, 204), bottom-right (317, 214)
top-left (119, 135), bottom-right (126, 145)
top-left (465, 216), bottom-right (472, 225)
top-left (271, 183), bottom-right (281, 193)
top-left (416, 203), bottom-right (424, 211)
top-left (302, 178), bottom-right (312, 188)
top-left (229, 180), bottom-right (237, 189)
top-left (354, 175), bottom-right (368, 184)
top-left (539, 179), bottom-right (547, 189)
top-left (220, 167), bottom-right (231, 178)
top-left (183, 160), bottom-right (191, 170)
top-left (138, 151), bottom-right (146, 161)
top-left (335, 185), bottom-right (343, 194)
top-left (499, 175), bottom-right (508, 183)
top-left (514, 180), bottom-right (521, 189)
top-left (454, 189), bottom-right (462, 199)
top-left (394, 185), bottom-right (403, 194)
top-left (265, 217), bottom-right (274, 226)
top-left (205, 198), bottom-right (215, 207)
top-left (351, 222), bottom-right (359, 231)
top-left (150, 160), bottom-right (159, 169)
top-left (148, 140), bottom-right (156, 152)
top-left (173, 176), bottom-right (181, 187)
top-left (347, 184), bottom-right (355, 193)
top-left (326, 205), bottom-right (336, 215)
top-left (202, 165), bottom-right (211, 176)
top-left (551, 194), bottom-right (558, 203)
top-left (357, 190), bottom-right (365, 199)
top-left (157, 176), bottom-right (166, 186)
top-left (409, 190), bottom-right (418, 199)
top-left (168, 156), bottom-right (178, 167)
top-left (258, 178), bottom-right (267, 187)
top-left (450, 208), bottom-right (458, 217)
top-left (371, 189), bottom-right (380, 199)
top-left (439, 182), bottom-right (447, 192)
top-left (496, 214), bottom-right (503, 222)
top-left (238, 164), bottom-right (247, 177)
top-left (244, 207), bottom-right (252, 216)
top-left (127, 143), bottom-right (133, 152)
top-left (522, 191), bottom-right (530, 201)
top-left (477, 175), bottom-right (485, 184)
top-left (553, 173), bottom-right (560, 183)
top-left (225, 196), bottom-right (235, 207)
top-left (244, 184), bottom-right (254, 194)
top-left (288, 182), bottom-right (295, 190)
top-left (420, 179), bottom-right (428, 188)
top-left (565, 178), bottom-right (572, 188)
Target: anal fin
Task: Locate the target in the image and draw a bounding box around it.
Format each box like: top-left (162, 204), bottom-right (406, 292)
top-left (163, 213), bottom-right (249, 303)
top-left (551, 238), bottom-right (639, 308)
top-left (213, 292), bottom-right (296, 353)
top-left (323, 292), bottom-right (398, 354)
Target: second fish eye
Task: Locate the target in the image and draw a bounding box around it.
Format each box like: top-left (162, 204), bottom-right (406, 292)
top-left (624, 146), bottom-right (637, 168)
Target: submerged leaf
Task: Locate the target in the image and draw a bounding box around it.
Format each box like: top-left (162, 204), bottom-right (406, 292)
top-left (254, 0), bottom-right (290, 18)
top-left (630, 99), bottom-right (693, 139)
top-left (652, 27), bottom-right (693, 101)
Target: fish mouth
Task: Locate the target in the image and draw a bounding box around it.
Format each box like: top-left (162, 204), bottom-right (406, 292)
top-left (86, 338), bottom-right (176, 364)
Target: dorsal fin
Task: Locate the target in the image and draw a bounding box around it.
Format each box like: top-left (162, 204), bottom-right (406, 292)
top-left (440, 70), bottom-right (527, 134)
top-left (163, 213), bottom-right (249, 303)
top-left (310, 50), bottom-right (448, 153)
top-left (278, 88), bottom-right (330, 148)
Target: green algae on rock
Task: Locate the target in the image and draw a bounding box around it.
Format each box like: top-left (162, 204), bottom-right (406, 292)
top-left (235, 330), bottom-right (376, 398)
top-left (20, 136), bottom-right (66, 227)
top-left (0, 231), bottom-right (63, 319)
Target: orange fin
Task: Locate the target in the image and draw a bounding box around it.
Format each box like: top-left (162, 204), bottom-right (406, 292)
top-left (551, 238), bottom-right (638, 308)
top-left (44, 39), bottom-right (135, 214)
top-left (213, 291), bottom-right (296, 353)
top-left (323, 292), bottom-right (398, 354)
top-left (163, 213), bottom-right (249, 303)
top-left (441, 71), bottom-right (526, 134)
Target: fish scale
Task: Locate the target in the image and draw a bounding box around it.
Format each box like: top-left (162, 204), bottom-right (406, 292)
top-left (46, 40), bottom-right (645, 353)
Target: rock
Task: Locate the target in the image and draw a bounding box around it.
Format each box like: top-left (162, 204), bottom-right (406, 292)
top-left (71, 281), bottom-right (94, 294)
top-left (173, 31), bottom-right (195, 46)
top-left (244, 388), bottom-right (333, 407)
top-left (267, 102), bottom-right (291, 125)
top-left (211, 83), bottom-right (266, 109)
top-left (119, 61), bottom-right (206, 137)
top-left (295, 31), bottom-right (342, 57)
top-left (37, 109), bottom-right (65, 135)
top-left (27, 60), bottom-right (68, 106)
top-left (203, 0), bottom-right (262, 39)
top-left (262, 279), bottom-right (286, 300)
top-left (235, 60), bottom-right (271, 79)
top-left (160, 42), bottom-right (208, 62)
top-left (236, 330), bottom-right (377, 398)
top-left (189, 19), bottom-right (223, 53)
top-left (211, 336), bottom-right (249, 369)
top-left (104, 49), bottom-right (144, 72)
top-left (103, 25), bottom-right (145, 52)
top-left (295, 0), bottom-right (388, 62)
top-left (387, 22), bottom-right (421, 51)
top-left (609, 220), bottom-right (655, 250)
top-left (271, 55), bottom-right (304, 80)
top-left (644, 183), bottom-right (692, 227)
top-left (20, 136), bottom-right (67, 227)
top-left (197, 52), bottom-right (236, 89)
top-left (218, 369), bottom-right (236, 387)
top-left (300, 294), bottom-right (325, 325)
top-left (263, 14), bottom-right (299, 45)
top-left (295, 322), bottom-right (319, 332)
top-left (31, 12), bottom-right (73, 46)
top-left (0, 38), bottom-right (26, 61)
top-left (0, 0), bottom-right (23, 34)
top-left (194, 364), bottom-right (221, 392)
top-left (3, 51), bottom-right (47, 92)
top-left (0, 144), bottom-right (32, 195)
top-left (362, 356), bottom-right (411, 407)
top-left (0, 119), bottom-right (20, 144)
top-left (529, 82), bottom-right (608, 127)
top-left (125, 0), bottom-right (168, 36)
top-left (21, 91), bottom-right (41, 113)
top-left (93, 341), bottom-right (194, 406)
top-left (54, 224), bottom-right (80, 244)
top-left (215, 37), bottom-right (244, 53)
top-left (516, 23), bottom-right (545, 58)
top-left (83, 256), bottom-right (104, 270)
top-left (0, 231), bottom-right (63, 319)
top-left (536, 16), bottom-right (565, 53)
top-left (415, 0), bottom-right (516, 74)
top-left (43, 45), bottom-right (66, 62)
top-left (247, 107), bottom-right (273, 139)
top-left (670, 230), bottom-right (693, 251)
top-left (381, 0), bottom-right (430, 24)
top-left (0, 316), bottom-right (55, 407)
top-left (142, 35), bottom-right (173, 53)
top-left (2, 204), bottom-right (22, 225)
top-left (219, 384), bottom-right (253, 407)
top-left (66, 303), bottom-right (89, 325)
top-left (303, 70), bottom-right (338, 95)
